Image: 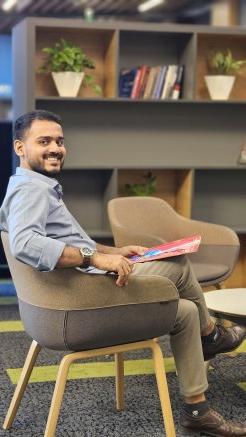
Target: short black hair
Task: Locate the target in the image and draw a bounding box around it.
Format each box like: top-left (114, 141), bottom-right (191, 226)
top-left (14, 110), bottom-right (62, 141)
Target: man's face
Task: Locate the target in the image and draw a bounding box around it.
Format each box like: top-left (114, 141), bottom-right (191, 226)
top-left (14, 119), bottom-right (66, 177)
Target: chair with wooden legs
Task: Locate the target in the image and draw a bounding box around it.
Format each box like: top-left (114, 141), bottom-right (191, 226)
top-left (1, 232), bottom-right (179, 437)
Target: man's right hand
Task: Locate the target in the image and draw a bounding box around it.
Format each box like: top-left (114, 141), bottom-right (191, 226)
top-left (91, 252), bottom-right (133, 287)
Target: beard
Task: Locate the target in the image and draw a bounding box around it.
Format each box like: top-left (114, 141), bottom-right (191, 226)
top-left (26, 157), bottom-right (65, 178)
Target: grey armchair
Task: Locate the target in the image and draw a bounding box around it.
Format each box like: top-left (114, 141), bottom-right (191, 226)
top-left (1, 232), bottom-right (178, 437)
top-left (108, 196), bottom-right (240, 288)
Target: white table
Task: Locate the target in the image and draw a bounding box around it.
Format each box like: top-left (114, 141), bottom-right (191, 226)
top-left (204, 288), bottom-right (246, 326)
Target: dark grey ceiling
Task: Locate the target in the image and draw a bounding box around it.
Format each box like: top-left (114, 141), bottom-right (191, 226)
top-left (0, 0), bottom-right (213, 32)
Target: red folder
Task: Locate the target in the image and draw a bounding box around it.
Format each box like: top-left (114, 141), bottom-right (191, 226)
top-left (130, 235), bottom-right (201, 264)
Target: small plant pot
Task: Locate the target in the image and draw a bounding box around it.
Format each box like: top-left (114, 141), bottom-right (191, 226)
top-left (52, 72), bottom-right (85, 97)
top-left (204, 75), bottom-right (235, 100)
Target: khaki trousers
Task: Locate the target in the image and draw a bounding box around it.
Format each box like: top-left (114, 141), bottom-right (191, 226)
top-left (131, 255), bottom-right (210, 397)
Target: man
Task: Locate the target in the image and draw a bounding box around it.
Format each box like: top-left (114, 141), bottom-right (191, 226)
top-left (0, 110), bottom-right (245, 436)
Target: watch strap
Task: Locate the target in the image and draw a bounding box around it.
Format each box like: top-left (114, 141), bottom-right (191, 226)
top-left (80, 255), bottom-right (91, 269)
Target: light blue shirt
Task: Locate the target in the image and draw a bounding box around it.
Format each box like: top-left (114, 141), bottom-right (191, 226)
top-left (0, 167), bottom-right (102, 273)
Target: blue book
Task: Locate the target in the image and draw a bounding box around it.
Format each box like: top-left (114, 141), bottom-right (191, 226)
top-left (119, 68), bottom-right (137, 98)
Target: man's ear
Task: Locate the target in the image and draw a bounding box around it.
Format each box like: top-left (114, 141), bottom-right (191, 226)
top-left (14, 140), bottom-right (24, 157)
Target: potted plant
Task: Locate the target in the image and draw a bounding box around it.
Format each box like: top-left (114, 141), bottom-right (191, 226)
top-left (39, 38), bottom-right (101, 97)
top-left (125, 171), bottom-right (157, 196)
top-left (205, 49), bottom-right (246, 100)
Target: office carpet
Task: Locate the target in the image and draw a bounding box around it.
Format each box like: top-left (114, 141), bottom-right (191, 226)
top-left (0, 300), bottom-right (245, 437)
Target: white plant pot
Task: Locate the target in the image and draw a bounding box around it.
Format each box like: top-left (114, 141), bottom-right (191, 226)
top-left (52, 72), bottom-right (85, 97)
top-left (204, 75), bottom-right (235, 100)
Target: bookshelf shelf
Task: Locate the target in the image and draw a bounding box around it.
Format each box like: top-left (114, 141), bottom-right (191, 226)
top-left (36, 96), bottom-right (246, 105)
top-left (13, 18), bottom-right (246, 286)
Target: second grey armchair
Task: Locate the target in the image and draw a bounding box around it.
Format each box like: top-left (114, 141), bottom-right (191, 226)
top-left (108, 196), bottom-right (240, 288)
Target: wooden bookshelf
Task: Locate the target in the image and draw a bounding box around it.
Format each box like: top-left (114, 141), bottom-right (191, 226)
top-left (12, 18), bottom-right (246, 285)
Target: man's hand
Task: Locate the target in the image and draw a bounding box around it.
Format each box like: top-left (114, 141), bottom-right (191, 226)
top-left (118, 245), bottom-right (147, 258)
top-left (91, 252), bottom-right (134, 287)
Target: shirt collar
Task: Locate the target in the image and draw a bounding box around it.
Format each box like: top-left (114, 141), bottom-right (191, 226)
top-left (15, 167), bottom-right (63, 197)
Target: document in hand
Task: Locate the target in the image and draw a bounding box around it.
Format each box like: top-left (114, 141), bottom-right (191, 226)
top-left (130, 235), bottom-right (201, 264)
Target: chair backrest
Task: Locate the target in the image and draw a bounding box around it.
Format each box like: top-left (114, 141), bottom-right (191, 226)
top-left (108, 196), bottom-right (182, 245)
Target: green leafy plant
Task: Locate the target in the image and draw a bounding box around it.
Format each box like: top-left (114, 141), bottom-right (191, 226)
top-left (39, 38), bottom-right (101, 95)
top-left (125, 172), bottom-right (157, 196)
top-left (208, 49), bottom-right (246, 75)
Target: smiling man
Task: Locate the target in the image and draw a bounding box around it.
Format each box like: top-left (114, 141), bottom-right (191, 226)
top-left (2, 111), bottom-right (137, 283)
top-left (16, 120), bottom-right (66, 175)
top-left (0, 110), bottom-right (246, 437)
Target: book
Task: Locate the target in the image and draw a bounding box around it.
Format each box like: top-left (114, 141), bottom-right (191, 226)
top-left (119, 68), bottom-right (137, 98)
top-left (130, 68), bottom-right (142, 98)
top-left (138, 66), bottom-right (150, 98)
top-left (161, 65), bottom-right (178, 99)
top-left (131, 65), bottom-right (147, 98)
top-left (129, 235), bottom-right (201, 264)
top-left (143, 66), bottom-right (159, 99)
top-left (171, 65), bottom-right (184, 100)
top-left (151, 66), bottom-right (162, 98)
top-left (153, 65), bottom-right (168, 99)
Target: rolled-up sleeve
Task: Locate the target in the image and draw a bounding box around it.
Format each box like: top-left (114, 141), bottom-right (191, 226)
top-left (8, 182), bottom-right (65, 271)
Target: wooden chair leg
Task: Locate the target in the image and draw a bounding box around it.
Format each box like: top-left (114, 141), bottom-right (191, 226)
top-left (151, 340), bottom-right (176, 437)
top-left (115, 352), bottom-right (124, 410)
top-left (44, 353), bottom-right (73, 437)
top-left (3, 340), bottom-right (41, 430)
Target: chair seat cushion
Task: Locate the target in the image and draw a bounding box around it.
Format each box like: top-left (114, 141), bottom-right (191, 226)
top-left (192, 263), bottom-right (229, 283)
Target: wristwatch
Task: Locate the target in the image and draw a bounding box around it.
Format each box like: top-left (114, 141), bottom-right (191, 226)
top-left (79, 247), bottom-right (94, 269)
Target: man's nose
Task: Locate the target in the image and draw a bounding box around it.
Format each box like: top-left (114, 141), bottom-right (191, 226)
top-left (49, 141), bottom-right (61, 152)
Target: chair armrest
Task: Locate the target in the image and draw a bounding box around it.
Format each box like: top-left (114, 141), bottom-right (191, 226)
top-left (175, 217), bottom-right (240, 272)
top-left (77, 273), bottom-right (179, 308)
top-left (2, 230), bottom-right (178, 310)
top-left (13, 259), bottom-right (179, 310)
top-left (42, 271), bottom-right (179, 310)
top-left (177, 216), bottom-right (239, 247)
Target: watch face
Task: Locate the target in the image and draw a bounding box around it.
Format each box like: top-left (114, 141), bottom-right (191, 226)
top-left (82, 247), bottom-right (93, 256)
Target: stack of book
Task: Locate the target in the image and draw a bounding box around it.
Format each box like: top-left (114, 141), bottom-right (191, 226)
top-left (119, 64), bottom-right (184, 100)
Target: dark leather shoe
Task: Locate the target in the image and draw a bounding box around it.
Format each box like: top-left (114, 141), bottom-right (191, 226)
top-left (202, 324), bottom-right (246, 361)
top-left (180, 408), bottom-right (246, 436)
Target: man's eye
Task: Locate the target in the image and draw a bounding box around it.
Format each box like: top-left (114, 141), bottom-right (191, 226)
top-left (39, 140), bottom-right (49, 145)
top-left (57, 140), bottom-right (65, 146)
